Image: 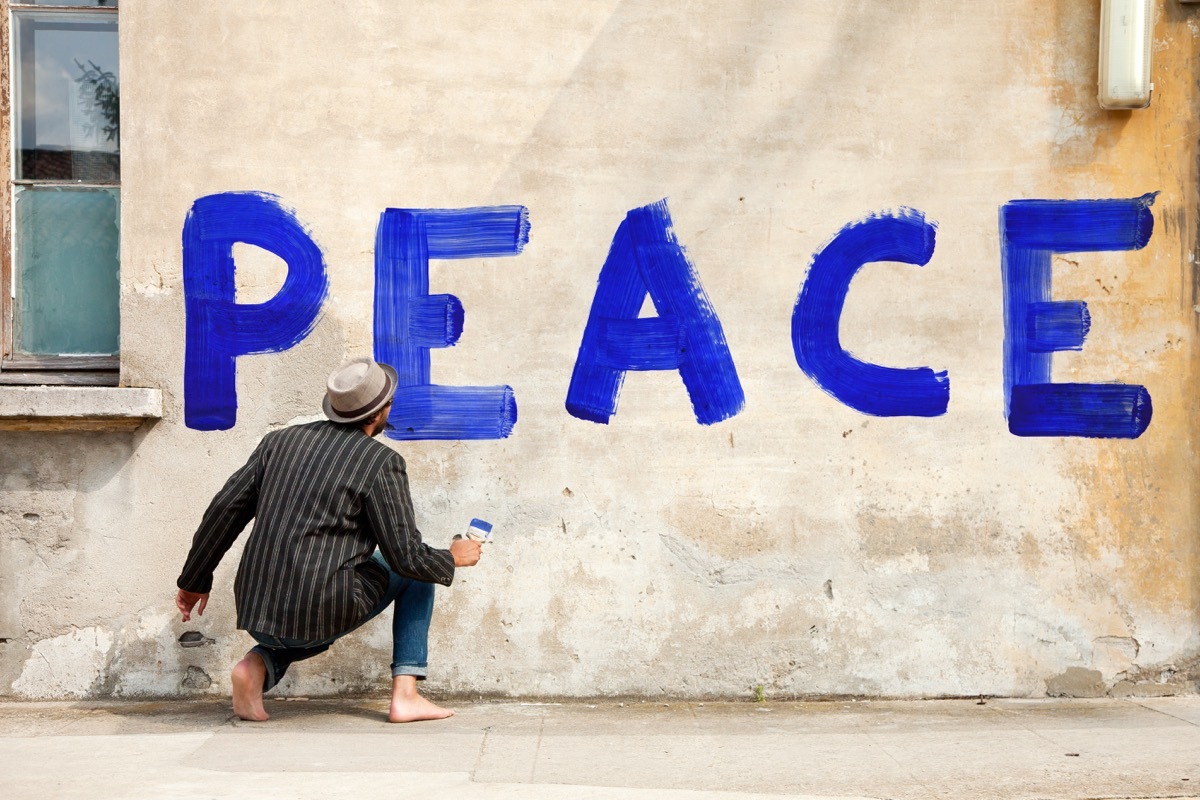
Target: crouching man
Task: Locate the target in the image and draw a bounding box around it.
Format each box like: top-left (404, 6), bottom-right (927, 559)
top-left (174, 358), bottom-right (481, 722)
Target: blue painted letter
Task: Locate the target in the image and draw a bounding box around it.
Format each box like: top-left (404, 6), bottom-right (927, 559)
top-left (374, 206), bottom-right (527, 440)
top-left (792, 210), bottom-right (949, 417)
top-left (1000, 194), bottom-right (1155, 438)
top-left (566, 199), bottom-right (744, 425)
top-left (183, 192), bottom-right (328, 431)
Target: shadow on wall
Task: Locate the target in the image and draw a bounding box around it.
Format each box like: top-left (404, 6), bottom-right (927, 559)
top-left (490, 2), bottom-right (894, 205)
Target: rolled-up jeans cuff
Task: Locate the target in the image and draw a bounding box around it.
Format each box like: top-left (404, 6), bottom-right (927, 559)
top-left (250, 645), bottom-right (280, 691)
top-left (392, 664), bottom-right (427, 680)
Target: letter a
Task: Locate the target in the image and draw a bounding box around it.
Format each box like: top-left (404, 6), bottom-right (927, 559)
top-left (566, 199), bottom-right (744, 425)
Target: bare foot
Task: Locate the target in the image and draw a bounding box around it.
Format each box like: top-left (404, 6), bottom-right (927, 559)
top-left (389, 693), bottom-right (454, 723)
top-left (389, 675), bottom-right (454, 723)
top-left (231, 652), bottom-right (269, 721)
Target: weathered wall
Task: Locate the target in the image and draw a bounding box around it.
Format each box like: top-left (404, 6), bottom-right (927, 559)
top-left (2, 0), bottom-right (1198, 699)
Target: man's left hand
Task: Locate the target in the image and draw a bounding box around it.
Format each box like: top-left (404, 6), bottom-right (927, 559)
top-left (176, 589), bottom-right (209, 622)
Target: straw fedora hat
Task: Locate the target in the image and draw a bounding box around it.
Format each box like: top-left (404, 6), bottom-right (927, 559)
top-left (322, 358), bottom-right (398, 424)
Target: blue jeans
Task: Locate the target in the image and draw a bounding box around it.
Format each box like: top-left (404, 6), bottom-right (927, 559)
top-left (247, 553), bottom-right (436, 691)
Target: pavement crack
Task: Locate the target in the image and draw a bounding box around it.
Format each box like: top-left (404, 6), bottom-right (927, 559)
top-left (528, 714), bottom-right (545, 783)
top-left (1130, 699), bottom-right (1200, 727)
top-left (865, 730), bottom-right (934, 796)
top-left (470, 725), bottom-right (491, 781)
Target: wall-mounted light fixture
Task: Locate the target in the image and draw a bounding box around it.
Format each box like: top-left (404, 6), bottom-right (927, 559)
top-left (1098, 0), bottom-right (1155, 109)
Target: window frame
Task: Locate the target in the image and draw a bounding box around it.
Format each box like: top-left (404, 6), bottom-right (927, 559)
top-left (1, 0), bottom-right (119, 386)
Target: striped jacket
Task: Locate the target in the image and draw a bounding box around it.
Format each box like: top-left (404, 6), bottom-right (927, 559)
top-left (177, 421), bottom-right (455, 640)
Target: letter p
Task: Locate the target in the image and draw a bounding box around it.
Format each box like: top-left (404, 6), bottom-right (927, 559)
top-left (183, 192), bottom-right (329, 431)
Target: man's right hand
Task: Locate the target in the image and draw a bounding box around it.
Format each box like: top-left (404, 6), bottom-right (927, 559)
top-left (450, 538), bottom-right (482, 567)
top-left (176, 588), bottom-right (209, 622)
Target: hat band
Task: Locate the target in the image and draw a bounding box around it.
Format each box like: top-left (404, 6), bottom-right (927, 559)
top-left (334, 380), bottom-right (393, 420)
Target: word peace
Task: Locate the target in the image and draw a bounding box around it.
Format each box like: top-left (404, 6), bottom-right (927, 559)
top-left (182, 192), bottom-right (1156, 440)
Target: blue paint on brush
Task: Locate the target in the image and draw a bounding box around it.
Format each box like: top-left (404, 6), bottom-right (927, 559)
top-left (1001, 194), bottom-right (1156, 438)
top-left (566, 199), bottom-right (744, 425)
top-left (183, 192), bottom-right (329, 431)
top-left (374, 206), bottom-right (527, 440)
top-left (791, 209), bottom-right (949, 417)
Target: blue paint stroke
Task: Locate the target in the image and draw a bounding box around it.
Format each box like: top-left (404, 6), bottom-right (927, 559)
top-left (566, 199), bottom-right (744, 425)
top-left (386, 385), bottom-right (518, 439)
top-left (791, 209), bottom-right (949, 417)
top-left (183, 192), bottom-right (328, 431)
top-left (409, 294), bottom-right (464, 348)
top-left (1026, 301), bottom-right (1090, 352)
top-left (374, 206), bottom-right (527, 440)
top-left (1010, 384), bottom-right (1152, 438)
top-left (1000, 193), bottom-right (1156, 438)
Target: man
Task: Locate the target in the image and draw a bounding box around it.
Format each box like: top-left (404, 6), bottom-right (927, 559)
top-left (175, 358), bottom-right (481, 722)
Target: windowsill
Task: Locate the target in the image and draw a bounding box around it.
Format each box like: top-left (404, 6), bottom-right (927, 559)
top-left (0, 386), bottom-right (162, 431)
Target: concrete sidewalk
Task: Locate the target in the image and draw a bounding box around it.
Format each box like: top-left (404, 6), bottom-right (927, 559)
top-left (0, 696), bottom-right (1197, 800)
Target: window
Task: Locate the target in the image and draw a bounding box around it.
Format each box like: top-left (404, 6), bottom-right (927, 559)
top-left (3, 0), bottom-right (119, 385)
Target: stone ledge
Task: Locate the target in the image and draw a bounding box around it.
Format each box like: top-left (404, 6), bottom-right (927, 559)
top-left (0, 387), bottom-right (163, 431)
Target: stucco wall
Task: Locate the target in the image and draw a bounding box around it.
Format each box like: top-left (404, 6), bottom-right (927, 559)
top-left (2, 0), bottom-right (1198, 699)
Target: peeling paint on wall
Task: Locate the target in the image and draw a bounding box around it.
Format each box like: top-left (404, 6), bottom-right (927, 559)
top-left (12, 627), bottom-right (114, 699)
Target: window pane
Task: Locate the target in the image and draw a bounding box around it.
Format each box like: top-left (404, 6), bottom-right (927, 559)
top-left (14, 11), bottom-right (119, 182)
top-left (14, 186), bottom-right (120, 357)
